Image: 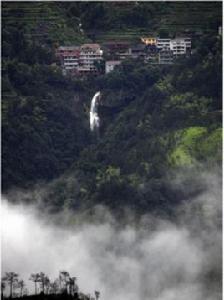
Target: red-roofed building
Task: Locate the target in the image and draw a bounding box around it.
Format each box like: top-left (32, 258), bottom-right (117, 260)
top-left (56, 46), bottom-right (80, 75)
top-left (56, 44), bottom-right (103, 75)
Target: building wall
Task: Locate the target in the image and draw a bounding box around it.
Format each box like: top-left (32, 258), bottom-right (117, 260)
top-left (56, 45), bottom-right (103, 75)
top-left (105, 61), bottom-right (121, 73)
top-left (157, 38), bottom-right (191, 58)
top-left (79, 45), bottom-right (103, 72)
top-left (56, 37), bottom-right (191, 74)
top-left (156, 39), bottom-right (171, 49)
top-left (170, 40), bottom-right (187, 56)
top-left (159, 50), bottom-right (173, 64)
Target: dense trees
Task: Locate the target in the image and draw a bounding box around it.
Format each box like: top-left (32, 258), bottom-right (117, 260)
top-left (57, 2), bottom-right (221, 35)
top-left (2, 2), bottom-right (222, 215)
top-left (2, 2), bottom-right (93, 191)
top-left (41, 31), bottom-right (221, 216)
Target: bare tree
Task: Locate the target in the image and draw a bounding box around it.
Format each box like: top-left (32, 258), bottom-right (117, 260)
top-left (59, 271), bottom-right (70, 293)
top-left (95, 291), bottom-right (100, 300)
top-left (49, 279), bottom-right (59, 295)
top-left (1, 280), bottom-right (6, 299)
top-left (29, 273), bottom-right (40, 295)
top-left (2, 272), bottom-right (19, 298)
top-left (68, 277), bottom-right (77, 295)
top-left (44, 277), bottom-right (50, 295)
top-left (17, 280), bottom-right (25, 297)
top-left (39, 272), bottom-right (49, 294)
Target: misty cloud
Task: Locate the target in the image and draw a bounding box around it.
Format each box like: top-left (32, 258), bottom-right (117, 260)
top-left (1, 170), bottom-right (222, 300)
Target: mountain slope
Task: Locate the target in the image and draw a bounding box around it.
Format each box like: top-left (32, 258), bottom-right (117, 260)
top-left (2, 2), bottom-right (222, 216)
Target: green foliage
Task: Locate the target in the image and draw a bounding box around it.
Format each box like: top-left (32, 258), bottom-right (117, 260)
top-left (96, 166), bottom-right (121, 187)
top-left (2, 2), bottom-right (222, 215)
top-left (60, 2), bottom-right (221, 40)
top-left (2, 3), bottom-right (91, 190)
top-left (195, 128), bottom-right (222, 163)
top-left (168, 127), bottom-right (222, 167)
top-left (168, 127), bottom-right (208, 166)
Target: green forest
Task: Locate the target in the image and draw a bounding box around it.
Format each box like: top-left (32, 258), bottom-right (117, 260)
top-left (2, 1), bottom-right (222, 217)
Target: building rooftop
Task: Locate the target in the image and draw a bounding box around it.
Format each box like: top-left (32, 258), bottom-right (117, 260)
top-left (131, 44), bottom-right (146, 51)
top-left (103, 41), bottom-right (131, 49)
top-left (58, 46), bottom-right (80, 51)
top-left (81, 43), bottom-right (101, 50)
top-left (106, 60), bottom-right (121, 65)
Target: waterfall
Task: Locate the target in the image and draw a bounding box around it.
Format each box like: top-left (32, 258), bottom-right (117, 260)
top-left (90, 91), bottom-right (101, 132)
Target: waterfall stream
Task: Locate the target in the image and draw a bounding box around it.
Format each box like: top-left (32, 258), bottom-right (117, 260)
top-left (90, 91), bottom-right (101, 132)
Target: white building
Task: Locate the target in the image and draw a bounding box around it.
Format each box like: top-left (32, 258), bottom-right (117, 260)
top-left (170, 39), bottom-right (187, 56)
top-left (79, 44), bottom-right (103, 74)
top-left (156, 37), bottom-right (191, 57)
top-left (156, 39), bottom-right (171, 50)
top-left (105, 60), bottom-right (121, 73)
top-left (171, 38), bottom-right (191, 57)
top-left (184, 37), bottom-right (192, 50)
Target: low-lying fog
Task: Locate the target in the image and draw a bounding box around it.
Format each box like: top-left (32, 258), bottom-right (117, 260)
top-left (2, 171), bottom-right (222, 300)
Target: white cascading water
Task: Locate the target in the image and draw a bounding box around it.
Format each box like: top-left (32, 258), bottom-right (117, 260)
top-left (90, 91), bottom-right (101, 132)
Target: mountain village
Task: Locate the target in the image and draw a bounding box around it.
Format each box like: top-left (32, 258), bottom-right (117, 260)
top-left (55, 36), bottom-right (192, 76)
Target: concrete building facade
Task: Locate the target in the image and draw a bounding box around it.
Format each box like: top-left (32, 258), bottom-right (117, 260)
top-left (105, 60), bottom-right (121, 73)
top-left (156, 39), bottom-right (171, 50)
top-left (130, 44), bottom-right (146, 59)
top-left (56, 46), bottom-right (80, 74)
top-left (157, 38), bottom-right (191, 56)
top-left (159, 48), bottom-right (174, 64)
top-left (79, 44), bottom-right (103, 74)
top-left (56, 44), bottom-right (103, 75)
top-left (170, 38), bottom-right (191, 57)
top-left (56, 36), bottom-right (192, 74)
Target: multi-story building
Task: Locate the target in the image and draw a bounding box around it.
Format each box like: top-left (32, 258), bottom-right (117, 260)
top-left (105, 60), bottom-right (121, 73)
top-left (170, 39), bottom-right (187, 57)
top-left (159, 47), bottom-right (174, 64)
top-left (56, 46), bottom-right (80, 74)
top-left (184, 37), bottom-right (192, 50)
top-left (156, 37), bottom-right (191, 59)
top-left (56, 36), bottom-right (192, 73)
top-left (103, 41), bottom-right (131, 60)
top-left (56, 44), bottom-right (103, 75)
top-left (78, 44), bottom-right (103, 74)
top-left (130, 44), bottom-right (146, 59)
top-left (156, 38), bottom-right (171, 50)
top-left (170, 38), bottom-right (191, 57)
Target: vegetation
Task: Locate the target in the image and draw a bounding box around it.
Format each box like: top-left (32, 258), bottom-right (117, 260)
top-left (2, 272), bottom-right (19, 298)
top-left (2, 2), bottom-right (93, 190)
top-left (2, 271), bottom-right (97, 300)
top-left (58, 2), bottom-right (221, 40)
top-left (2, 2), bottom-right (222, 217)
